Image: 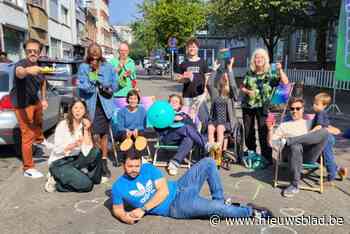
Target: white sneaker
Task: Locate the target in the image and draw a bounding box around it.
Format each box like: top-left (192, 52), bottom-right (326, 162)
top-left (24, 168), bottom-right (44, 178)
top-left (167, 162), bottom-right (178, 176)
top-left (44, 176), bottom-right (56, 192)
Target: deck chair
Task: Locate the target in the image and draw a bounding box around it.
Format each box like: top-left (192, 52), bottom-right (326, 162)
top-left (273, 112), bottom-right (325, 193)
top-left (273, 148), bottom-right (324, 193)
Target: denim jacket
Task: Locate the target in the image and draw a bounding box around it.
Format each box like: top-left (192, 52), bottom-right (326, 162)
top-left (78, 62), bottom-right (118, 121)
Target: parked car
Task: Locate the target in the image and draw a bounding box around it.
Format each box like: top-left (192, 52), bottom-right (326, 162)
top-left (0, 63), bottom-right (62, 155)
top-left (146, 59), bottom-right (170, 76)
top-left (38, 58), bottom-right (83, 112)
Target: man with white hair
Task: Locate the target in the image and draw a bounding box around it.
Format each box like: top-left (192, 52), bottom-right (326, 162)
top-left (109, 42), bottom-right (136, 97)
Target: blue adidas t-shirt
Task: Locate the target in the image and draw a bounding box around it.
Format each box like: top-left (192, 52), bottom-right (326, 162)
top-left (112, 163), bottom-right (177, 216)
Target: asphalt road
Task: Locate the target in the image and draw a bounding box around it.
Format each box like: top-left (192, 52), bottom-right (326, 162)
top-left (0, 74), bottom-right (349, 234)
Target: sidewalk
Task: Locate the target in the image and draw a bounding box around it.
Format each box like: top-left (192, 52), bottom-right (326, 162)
top-left (0, 77), bottom-right (349, 234)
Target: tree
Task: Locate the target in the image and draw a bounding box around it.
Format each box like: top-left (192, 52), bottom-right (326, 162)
top-left (210, 0), bottom-right (307, 61)
top-left (296, 1), bottom-right (341, 68)
top-left (134, 0), bottom-right (208, 50)
top-left (131, 20), bottom-right (156, 56)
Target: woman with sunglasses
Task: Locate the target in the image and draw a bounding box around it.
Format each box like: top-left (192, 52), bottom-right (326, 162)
top-left (78, 43), bottom-right (118, 180)
top-left (45, 98), bottom-right (102, 192)
top-left (240, 48), bottom-right (288, 165)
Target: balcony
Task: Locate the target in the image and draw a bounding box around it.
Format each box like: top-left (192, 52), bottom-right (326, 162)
top-left (27, 3), bottom-right (48, 32)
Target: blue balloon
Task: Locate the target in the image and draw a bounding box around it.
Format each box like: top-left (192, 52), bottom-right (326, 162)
top-left (147, 101), bottom-right (175, 128)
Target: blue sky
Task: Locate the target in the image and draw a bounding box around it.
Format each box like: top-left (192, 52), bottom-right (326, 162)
top-left (109, 0), bottom-right (143, 25)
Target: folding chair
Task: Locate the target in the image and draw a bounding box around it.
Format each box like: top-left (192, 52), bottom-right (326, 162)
top-left (152, 141), bottom-right (192, 168)
top-left (273, 150), bottom-right (324, 193)
top-left (110, 96), bottom-right (156, 163)
top-left (272, 104), bottom-right (325, 194)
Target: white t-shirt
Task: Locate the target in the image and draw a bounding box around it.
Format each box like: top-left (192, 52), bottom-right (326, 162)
top-left (272, 119), bottom-right (313, 149)
top-left (48, 120), bottom-right (93, 165)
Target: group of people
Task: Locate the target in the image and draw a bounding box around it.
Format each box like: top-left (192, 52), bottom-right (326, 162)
top-left (9, 37), bottom-right (348, 224)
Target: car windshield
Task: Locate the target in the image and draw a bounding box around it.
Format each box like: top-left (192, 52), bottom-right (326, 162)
top-left (0, 70), bottom-right (10, 92)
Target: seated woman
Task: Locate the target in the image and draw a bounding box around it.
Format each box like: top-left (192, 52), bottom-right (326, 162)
top-left (155, 94), bottom-right (215, 176)
top-left (207, 58), bottom-right (239, 164)
top-left (115, 89), bottom-right (147, 152)
top-left (45, 98), bottom-right (103, 193)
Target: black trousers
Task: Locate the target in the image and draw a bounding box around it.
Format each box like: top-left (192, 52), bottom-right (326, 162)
top-left (50, 148), bottom-right (102, 192)
top-left (242, 107), bottom-right (272, 163)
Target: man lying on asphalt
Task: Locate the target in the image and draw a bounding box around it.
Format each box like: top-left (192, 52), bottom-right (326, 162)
top-left (267, 97), bottom-right (335, 198)
top-left (111, 147), bottom-right (272, 224)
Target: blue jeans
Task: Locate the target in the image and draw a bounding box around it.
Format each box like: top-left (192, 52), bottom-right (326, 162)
top-left (168, 158), bottom-right (252, 219)
top-left (323, 135), bottom-right (338, 181)
top-left (160, 124), bottom-right (207, 165)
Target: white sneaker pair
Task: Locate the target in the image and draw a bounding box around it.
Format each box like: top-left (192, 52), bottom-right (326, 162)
top-left (23, 168), bottom-right (44, 178)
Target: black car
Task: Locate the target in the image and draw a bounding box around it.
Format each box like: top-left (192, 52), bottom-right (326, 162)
top-left (38, 58), bottom-right (83, 112)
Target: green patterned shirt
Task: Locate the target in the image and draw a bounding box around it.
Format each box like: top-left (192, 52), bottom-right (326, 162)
top-left (242, 70), bottom-right (280, 108)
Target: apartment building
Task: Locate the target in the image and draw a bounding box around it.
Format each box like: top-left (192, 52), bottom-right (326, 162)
top-left (47, 0), bottom-right (76, 59)
top-left (0, 0), bottom-right (28, 61)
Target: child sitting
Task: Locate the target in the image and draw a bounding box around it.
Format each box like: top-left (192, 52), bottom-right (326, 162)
top-left (311, 92), bottom-right (347, 185)
top-left (154, 94), bottom-right (215, 176)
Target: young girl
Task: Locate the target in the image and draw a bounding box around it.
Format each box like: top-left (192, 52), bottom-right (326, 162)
top-left (207, 58), bottom-right (239, 163)
top-left (45, 98), bottom-right (103, 193)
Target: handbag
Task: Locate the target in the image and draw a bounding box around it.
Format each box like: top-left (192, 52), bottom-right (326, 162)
top-left (96, 80), bottom-right (113, 99)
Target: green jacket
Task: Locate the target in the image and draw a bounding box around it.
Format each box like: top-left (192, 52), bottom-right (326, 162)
top-left (109, 57), bottom-right (136, 97)
top-left (242, 70), bottom-right (280, 108)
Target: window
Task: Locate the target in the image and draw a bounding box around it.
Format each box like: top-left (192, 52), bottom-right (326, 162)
top-left (50, 38), bottom-right (61, 59)
top-left (30, 0), bottom-right (44, 8)
top-left (61, 6), bottom-right (69, 26)
top-left (5, 0), bottom-right (24, 8)
top-left (295, 30), bottom-right (310, 61)
top-left (50, 0), bottom-right (59, 20)
top-left (0, 70), bottom-right (10, 92)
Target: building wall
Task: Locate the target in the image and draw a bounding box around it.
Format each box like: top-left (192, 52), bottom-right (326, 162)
top-left (47, 0), bottom-right (75, 59)
top-left (0, 0), bottom-right (28, 61)
top-left (95, 0), bottom-right (112, 56)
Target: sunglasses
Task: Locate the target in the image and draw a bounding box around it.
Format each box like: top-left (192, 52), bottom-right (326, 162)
top-left (290, 107), bottom-right (303, 111)
top-left (25, 49), bottom-right (40, 55)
